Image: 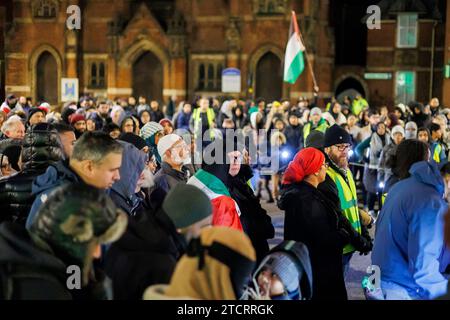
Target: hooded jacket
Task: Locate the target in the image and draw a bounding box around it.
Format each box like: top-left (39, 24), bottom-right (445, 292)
top-left (0, 124), bottom-right (62, 225)
top-left (26, 160), bottom-right (81, 229)
top-left (372, 161), bottom-right (448, 299)
top-left (110, 141), bottom-right (146, 216)
top-left (409, 104), bottom-right (431, 128)
top-left (0, 222), bottom-right (71, 300)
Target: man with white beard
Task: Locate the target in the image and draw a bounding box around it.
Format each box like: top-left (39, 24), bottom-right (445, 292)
top-left (150, 134), bottom-right (190, 208)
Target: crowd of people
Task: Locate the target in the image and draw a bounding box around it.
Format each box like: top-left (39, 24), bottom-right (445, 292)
top-left (0, 91), bottom-right (449, 300)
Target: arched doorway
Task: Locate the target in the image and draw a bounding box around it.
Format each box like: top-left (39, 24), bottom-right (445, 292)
top-left (36, 51), bottom-right (58, 105)
top-left (335, 77), bottom-right (366, 102)
top-left (132, 51), bottom-right (163, 102)
top-left (255, 52), bottom-right (282, 102)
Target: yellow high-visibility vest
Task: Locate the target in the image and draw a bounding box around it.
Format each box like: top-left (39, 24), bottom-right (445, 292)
top-left (192, 107), bottom-right (215, 140)
top-left (327, 167), bottom-right (362, 254)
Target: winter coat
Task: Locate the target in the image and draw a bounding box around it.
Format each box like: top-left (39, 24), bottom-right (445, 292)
top-left (0, 222), bottom-right (113, 300)
top-left (283, 124), bottom-right (303, 152)
top-left (372, 161), bottom-right (449, 299)
top-left (176, 111), bottom-right (192, 131)
top-left (0, 125), bottom-right (62, 225)
top-left (430, 141), bottom-right (447, 165)
top-left (0, 223), bottom-right (71, 300)
top-left (150, 162), bottom-right (189, 209)
top-left (104, 205), bottom-right (186, 300)
top-left (110, 141), bottom-right (146, 216)
top-left (228, 165), bottom-right (274, 263)
top-left (26, 160), bottom-right (81, 229)
top-left (279, 181), bottom-right (349, 300)
top-left (377, 142), bottom-right (398, 186)
top-left (150, 110), bottom-right (164, 123)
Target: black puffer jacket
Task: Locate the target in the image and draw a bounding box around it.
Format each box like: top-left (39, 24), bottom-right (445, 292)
top-left (0, 124), bottom-right (63, 224)
top-left (0, 222), bottom-right (71, 300)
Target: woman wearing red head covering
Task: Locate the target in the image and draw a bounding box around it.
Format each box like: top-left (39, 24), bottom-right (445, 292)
top-left (278, 147), bottom-right (351, 300)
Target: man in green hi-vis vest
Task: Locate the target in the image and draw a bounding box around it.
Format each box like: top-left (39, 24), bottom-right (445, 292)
top-left (351, 94), bottom-right (368, 117)
top-left (318, 124), bottom-right (373, 276)
top-left (189, 98), bottom-right (216, 148)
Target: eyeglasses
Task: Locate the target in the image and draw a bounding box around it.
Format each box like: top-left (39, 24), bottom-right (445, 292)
top-left (322, 162), bottom-right (329, 169)
top-left (334, 144), bottom-right (350, 151)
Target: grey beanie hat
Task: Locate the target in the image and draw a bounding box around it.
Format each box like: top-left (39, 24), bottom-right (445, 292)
top-left (260, 252), bottom-right (300, 293)
top-left (162, 184), bottom-right (212, 229)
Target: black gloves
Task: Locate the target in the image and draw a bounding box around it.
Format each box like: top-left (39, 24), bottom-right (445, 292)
top-left (337, 213), bottom-right (373, 255)
top-left (353, 235), bottom-right (373, 255)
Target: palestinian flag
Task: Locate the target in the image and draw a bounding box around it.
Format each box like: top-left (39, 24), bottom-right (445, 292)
top-left (187, 169), bottom-right (243, 231)
top-left (283, 11), bottom-right (305, 84)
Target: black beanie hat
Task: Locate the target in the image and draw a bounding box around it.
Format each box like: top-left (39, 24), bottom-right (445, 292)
top-left (119, 132), bottom-right (147, 151)
top-left (27, 107), bottom-right (45, 123)
top-left (61, 107), bottom-right (76, 125)
top-left (323, 124), bottom-right (351, 148)
top-left (305, 130), bottom-right (325, 149)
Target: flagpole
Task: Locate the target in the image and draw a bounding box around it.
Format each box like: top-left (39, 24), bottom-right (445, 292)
top-left (293, 11), bottom-right (319, 94)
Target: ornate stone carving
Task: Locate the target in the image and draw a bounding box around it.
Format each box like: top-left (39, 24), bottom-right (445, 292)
top-left (225, 17), bottom-right (241, 52)
top-left (168, 35), bottom-right (186, 58)
top-left (253, 0), bottom-right (288, 15)
top-left (167, 11), bottom-right (186, 58)
top-left (32, 0), bottom-right (58, 19)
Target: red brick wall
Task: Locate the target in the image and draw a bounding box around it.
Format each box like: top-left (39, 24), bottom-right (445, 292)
top-left (444, 0), bottom-right (450, 107)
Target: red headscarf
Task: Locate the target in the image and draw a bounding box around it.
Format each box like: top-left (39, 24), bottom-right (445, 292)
top-left (282, 147), bottom-right (325, 185)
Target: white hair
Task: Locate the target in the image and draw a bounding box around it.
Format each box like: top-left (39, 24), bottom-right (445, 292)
top-left (1, 115), bottom-right (24, 134)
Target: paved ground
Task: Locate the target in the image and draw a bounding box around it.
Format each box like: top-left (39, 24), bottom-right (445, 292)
top-left (261, 201), bottom-right (371, 300)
